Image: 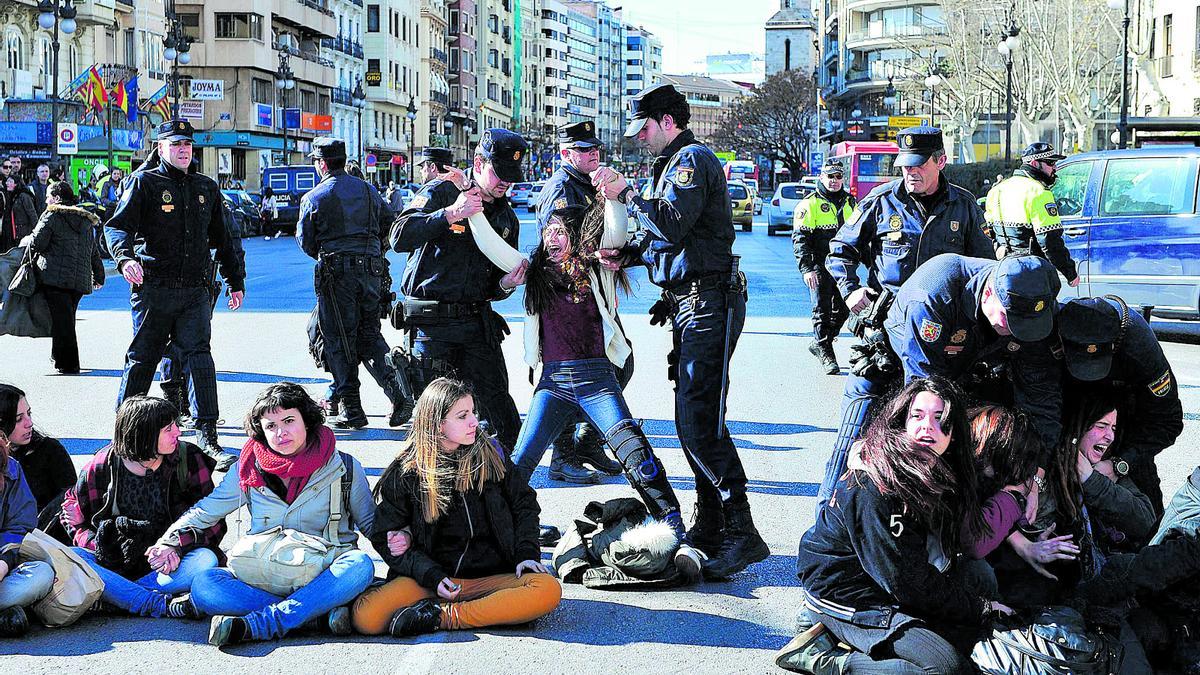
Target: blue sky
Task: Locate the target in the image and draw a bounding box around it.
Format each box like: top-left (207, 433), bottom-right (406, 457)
top-left (621, 0), bottom-right (780, 74)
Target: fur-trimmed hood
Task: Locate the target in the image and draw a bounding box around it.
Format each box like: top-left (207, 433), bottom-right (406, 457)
top-left (45, 203), bottom-right (101, 228)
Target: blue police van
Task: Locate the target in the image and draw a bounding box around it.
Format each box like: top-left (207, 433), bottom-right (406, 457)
top-left (1052, 146), bottom-right (1200, 319)
top-left (261, 165), bottom-right (320, 231)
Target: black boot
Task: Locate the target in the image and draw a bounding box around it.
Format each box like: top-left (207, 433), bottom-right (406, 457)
top-left (685, 490), bottom-right (725, 557)
top-left (702, 500), bottom-right (770, 579)
top-left (388, 599), bottom-right (443, 637)
top-left (161, 383), bottom-right (195, 429)
top-left (383, 380), bottom-right (415, 428)
top-left (574, 423), bottom-right (622, 475)
top-left (0, 606), bottom-right (30, 638)
top-left (808, 340), bottom-right (839, 375)
top-left (196, 422), bottom-right (237, 472)
top-left (335, 395), bottom-right (369, 429)
top-left (548, 427), bottom-right (600, 484)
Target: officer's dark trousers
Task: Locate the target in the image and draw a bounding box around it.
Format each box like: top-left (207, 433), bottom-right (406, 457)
top-left (670, 286), bottom-right (749, 506)
top-left (316, 255), bottom-right (396, 404)
top-left (410, 315), bottom-right (520, 450)
top-left (809, 268), bottom-right (848, 346)
top-left (117, 284), bottom-right (219, 421)
top-left (816, 370), bottom-right (897, 511)
top-left (41, 285), bottom-right (83, 372)
top-left (160, 286), bottom-right (219, 413)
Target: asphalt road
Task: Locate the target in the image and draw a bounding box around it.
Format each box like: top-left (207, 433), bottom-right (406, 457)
top-left (3, 211), bottom-right (1199, 673)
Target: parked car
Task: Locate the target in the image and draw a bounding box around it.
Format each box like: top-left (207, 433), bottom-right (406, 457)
top-left (766, 182), bottom-right (815, 235)
top-left (221, 189), bottom-right (261, 236)
top-left (731, 179), bottom-right (762, 215)
top-left (728, 182), bottom-right (754, 231)
top-left (526, 181), bottom-right (546, 212)
top-left (1052, 146), bottom-right (1200, 319)
top-left (509, 182), bottom-right (536, 206)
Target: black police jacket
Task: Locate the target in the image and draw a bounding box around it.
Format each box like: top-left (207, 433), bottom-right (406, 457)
top-left (1062, 298), bottom-right (1183, 465)
top-left (827, 176), bottom-right (993, 300)
top-left (627, 130), bottom-right (735, 288)
top-left (538, 163), bottom-right (598, 230)
top-left (797, 471), bottom-right (986, 628)
top-left (297, 169), bottom-right (392, 259)
top-left (884, 254), bottom-right (1062, 455)
top-left (105, 153), bottom-right (245, 292)
top-left (390, 178), bottom-right (518, 303)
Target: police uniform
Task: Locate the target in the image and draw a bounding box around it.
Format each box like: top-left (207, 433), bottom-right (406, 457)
top-left (297, 137), bottom-right (406, 429)
top-left (390, 128), bottom-right (526, 449)
top-left (793, 159), bottom-right (856, 373)
top-left (985, 143), bottom-right (1078, 284)
top-left (619, 83), bottom-right (767, 579)
top-left (818, 126), bottom-right (997, 508)
top-left (104, 120), bottom-right (245, 466)
top-left (1059, 297), bottom-right (1183, 513)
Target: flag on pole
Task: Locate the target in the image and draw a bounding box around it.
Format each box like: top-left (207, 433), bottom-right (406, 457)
top-left (143, 84), bottom-right (171, 120)
top-left (86, 65), bottom-right (108, 112)
top-left (63, 66), bottom-right (92, 99)
top-left (124, 76), bottom-right (139, 123)
top-left (112, 78), bottom-right (128, 120)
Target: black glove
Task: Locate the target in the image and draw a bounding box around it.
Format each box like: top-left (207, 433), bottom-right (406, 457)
top-left (95, 519), bottom-right (119, 555)
top-left (649, 298), bottom-right (671, 327)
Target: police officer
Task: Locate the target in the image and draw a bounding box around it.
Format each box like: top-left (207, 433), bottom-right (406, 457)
top-left (593, 83), bottom-right (767, 580)
top-left (818, 126), bottom-right (996, 507)
top-left (105, 120), bottom-right (245, 469)
top-left (415, 147), bottom-right (454, 185)
top-left (986, 142), bottom-right (1079, 286)
top-left (1058, 297), bottom-right (1183, 513)
top-left (793, 159), bottom-right (856, 375)
top-left (390, 128), bottom-right (529, 450)
top-left (298, 137), bottom-right (410, 429)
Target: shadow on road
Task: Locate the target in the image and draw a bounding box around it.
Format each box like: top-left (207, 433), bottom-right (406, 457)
top-left (529, 468), bottom-right (819, 498)
top-left (71, 369), bottom-right (329, 385)
top-left (542, 598), bottom-right (790, 650)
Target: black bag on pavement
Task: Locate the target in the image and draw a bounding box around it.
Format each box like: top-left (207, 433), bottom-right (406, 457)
top-left (0, 245), bottom-right (52, 338)
top-left (971, 606), bottom-right (1123, 675)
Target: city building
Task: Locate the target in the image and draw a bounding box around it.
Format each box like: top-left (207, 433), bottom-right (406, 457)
top-left (566, 0), bottom-right (623, 153)
top-left (418, 0), bottom-right (451, 157)
top-left (541, 0), bottom-right (570, 132)
top-left (364, 0), bottom-right (420, 183)
top-left (660, 73), bottom-right (746, 143)
top-left (622, 24), bottom-right (661, 104)
top-left (1126, 0), bottom-right (1200, 143)
top-left (476, 0), bottom-right (514, 133)
top-left (764, 1), bottom-right (816, 77)
top-left (562, 3), bottom-right (597, 126)
top-left (706, 52), bottom-right (765, 87)
top-left (446, 0), bottom-right (478, 161)
top-left (328, 0), bottom-right (368, 166)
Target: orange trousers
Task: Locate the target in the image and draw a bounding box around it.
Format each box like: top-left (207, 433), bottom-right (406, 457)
top-left (351, 572), bottom-right (561, 635)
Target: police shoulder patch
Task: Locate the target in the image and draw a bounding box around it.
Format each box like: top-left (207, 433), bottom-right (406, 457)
top-left (673, 167), bottom-right (693, 186)
top-left (919, 318), bottom-right (942, 343)
top-left (1149, 370), bottom-right (1173, 397)
top-left (554, 197), bottom-right (568, 210)
top-left (411, 195), bottom-right (429, 209)
top-left (1045, 202), bottom-right (1060, 217)
top-left (820, 203), bottom-right (831, 213)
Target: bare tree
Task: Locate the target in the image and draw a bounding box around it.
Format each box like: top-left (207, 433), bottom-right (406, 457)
top-left (710, 70), bottom-right (818, 178)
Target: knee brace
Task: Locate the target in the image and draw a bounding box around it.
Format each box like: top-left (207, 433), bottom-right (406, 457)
top-left (605, 419), bottom-right (679, 517)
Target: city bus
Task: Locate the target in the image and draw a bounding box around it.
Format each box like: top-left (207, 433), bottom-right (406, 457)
top-left (724, 160), bottom-right (760, 187)
top-left (827, 141), bottom-right (899, 198)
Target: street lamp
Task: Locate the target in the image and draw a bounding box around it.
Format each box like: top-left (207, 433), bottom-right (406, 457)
top-left (406, 95), bottom-right (417, 185)
top-left (275, 53), bottom-right (295, 166)
top-left (882, 77), bottom-right (897, 113)
top-left (923, 72), bottom-right (943, 126)
top-left (998, 23), bottom-right (1021, 161)
top-left (37, 0), bottom-right (77, 165)
top-left (1107, 0), bottom-right (1131, 148)
top-left (163, 0), bottom-right (193, 117)
top-left (352, 78), bottom-right (367, 166)
top-left (443, 118), bottom-right (455, 165)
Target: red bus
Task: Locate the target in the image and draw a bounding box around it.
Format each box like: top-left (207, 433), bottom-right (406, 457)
top-left (827, 141), bottom-right (898, 198)
top-left (724, 160), bottom-right (760, 187)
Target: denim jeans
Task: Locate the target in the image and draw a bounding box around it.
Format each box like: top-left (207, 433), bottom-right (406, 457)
top-left (189, 550), bottom-right (375, 640)
top-left (0, 560), bottom-right (54, 611)
top-left (511, 359), bottom-right (637, 482)
top-left (74, 547), bottom-right (218, 617)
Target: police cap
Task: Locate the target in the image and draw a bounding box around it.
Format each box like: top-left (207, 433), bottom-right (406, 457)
top-left (624, 84), bottom-right (688, 138)
top-left (1022, 142), bottom-right (1066, 165)
top-left (820, 159), bottom-right (845, 176)
top-left (558, 121), bottom-right (602, 149)
top-left (157, 119), bottom-right (195, 142)
top-left (1057, 297), bottom-right (1122, 381)
top-left (991, 255), bottom-right (1061, 342)
top-left (477, 128), bottom-right (529, 183)
top-left (417, 147), bottom-right (454, 167)
top-left (308, 137), bottom-right (347, 160)
top-left (894, 126), bottom-right (944, 168)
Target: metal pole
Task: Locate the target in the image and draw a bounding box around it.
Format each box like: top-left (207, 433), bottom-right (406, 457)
top-left (169, 0), bottom-right (179, 117)
top-left (106, 93), bottom-right (114, 170)
top-left (1117, 0), bottom-right (1131, 149)
top-left (1004, 56), bottom-right (1013, 162)
top-left (50, 0), bottom-right (61, 166)
top-left (283, 86), bottom-right (289, 166)
top-left (357, 107), bottom-right (363, 167)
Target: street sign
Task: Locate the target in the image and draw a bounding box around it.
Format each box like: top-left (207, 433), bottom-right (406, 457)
top-left (179, 100), bottom-right (204, 120)
top-left (365, 153), bottom-right (377, 167)
top-left (256, 103), bottom-right (273, 127)
top-left (887, 116), bottom-right (928, 139)
top-left (810, 151), bottom-right (824, 173)
top-left (188, 80), bottom-right (225, 100)
top-left (365, 71), bottom-right (382, 86)
top-left (56, 123), bottom-right (78, 155)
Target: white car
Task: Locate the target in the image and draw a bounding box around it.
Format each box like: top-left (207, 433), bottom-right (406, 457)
top-left (766, 182), bottom-right (816, 235)
top-left (508, 182), bottom-right (536, 206)
top-left (526, 182), bottom-right (546, 212)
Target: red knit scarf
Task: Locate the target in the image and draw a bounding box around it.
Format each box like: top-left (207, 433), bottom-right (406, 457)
top-left (238, 424), bottom-right (336, 504)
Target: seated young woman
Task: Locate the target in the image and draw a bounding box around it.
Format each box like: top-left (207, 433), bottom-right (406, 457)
top-left (0, 421), bottom-right (54, 637)
top-left (960, 405), bottom-right (1043, 561)
top-left (60, 395), bottom-right (224, 618)
top-left (0, 384), bottom-right (76, 530)
top-left (506, 203), bottom-right (700, 578)
top-left (352, 377), bottom-right (561, 637)
top-left (781, 377), bottom-right (1011, 675)
top-left (155, 382), bottom-right (376, 647)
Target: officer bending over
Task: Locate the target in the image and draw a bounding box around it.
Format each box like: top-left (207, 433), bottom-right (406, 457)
top-left (390, 129), bottom-right (529, 450)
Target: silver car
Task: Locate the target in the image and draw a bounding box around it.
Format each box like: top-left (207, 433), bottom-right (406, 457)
top-left (766, 182), bottom-right (816, 235)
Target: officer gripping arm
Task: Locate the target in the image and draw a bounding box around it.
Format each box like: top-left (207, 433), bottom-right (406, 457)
top-left (622, 150), bottom-right (710, 244)
top-left (389, 180), bottom-right (475, 253)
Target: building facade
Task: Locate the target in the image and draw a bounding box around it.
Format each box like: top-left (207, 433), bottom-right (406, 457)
top-left (329, 0), bottom-right (367, 166)
top-left (541, 0), bottom-right (569, 132)
top-left (364, 0), bottom-right (420, 183)
top-left (623, 24), bottom-right (660, 105)
top-left (660, 73), bottom-right (746, 143)
top-left (418, 0), bottom-right (451, 156)
top-left (566, 0), bottom-right (623, 153)
top-left (476, 0), bottom-right (514, 133)
top-left (447, 0), bottom-right (478, 161)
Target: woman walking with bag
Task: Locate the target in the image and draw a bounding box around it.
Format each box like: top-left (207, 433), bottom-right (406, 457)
top-left (157, 382), bottom-right (376, 647)
top-left (0, 419), bottom-right (55, 637)
top-left (26, 181), bottom-right (105, 374)
top-left (352, 377), bottom-right (561, 637)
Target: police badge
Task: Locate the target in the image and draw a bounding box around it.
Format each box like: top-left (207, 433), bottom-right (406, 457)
top-left (919, 319), bottom-right (942, 343)
top-left (162, 191), bottom-right (173, 203)
top-left (889, 215), bottom-right (902, 231)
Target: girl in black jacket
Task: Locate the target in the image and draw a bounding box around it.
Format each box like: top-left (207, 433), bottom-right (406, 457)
top-left (782, 377), bottom-right (1011, 675)
top-left (352, 377), bottom-right (561, 637)
top-left (0, 384), bottom-right (76, 531)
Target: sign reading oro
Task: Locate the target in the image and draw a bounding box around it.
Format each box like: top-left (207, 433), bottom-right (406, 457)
top-left (365, 71), bottom-right (382, 86)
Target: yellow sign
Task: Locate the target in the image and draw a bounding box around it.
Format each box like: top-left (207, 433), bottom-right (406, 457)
top-left (887, 116), bottom-right (929, 140)
top-left (365, 71), bottom-right (382, 86)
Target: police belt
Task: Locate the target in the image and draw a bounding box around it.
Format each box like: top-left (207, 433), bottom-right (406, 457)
top-left (403, 298), bottom-right (489, 320)
top-left (664, 273), bottom-right (728, 301)
top-left (141, 276), bottom-right (206, 289)
top-left (318, 251), bottom-right (382, 267)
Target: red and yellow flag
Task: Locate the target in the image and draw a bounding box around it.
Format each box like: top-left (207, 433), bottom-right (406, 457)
top-left (86, 65), bottom-right (108, 112)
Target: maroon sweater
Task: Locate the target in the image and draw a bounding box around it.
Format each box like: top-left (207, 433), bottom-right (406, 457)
top-left (540, 289), bottom-right (605, 363)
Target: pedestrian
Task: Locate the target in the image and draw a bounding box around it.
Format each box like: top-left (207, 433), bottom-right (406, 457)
top-left (25, 180), bottom-right (105, 374)
top-left (98, 166), bottom-right (126, 221)
top-left (30, 164), bottom-right (50, 216)
top-left (414, 147), bottom-right (453, 186)
top-left (60, 395), bottom-right (224, 619)
top-left (159, 382), bottom-right (376, 647)
top-left (593, 84), bottom-right (766, 579)
top-left (0, 384), bottom-right (75, 531)
top-left (390, 128), bottom-right (529, 450)
top-left (260, 186), bottom-right (279, 239)
top-left (0, 424), bottom-right (54, 638)
top-left (509, 203), bottom-right (702, 579)
top-left (985, 142), bottom-right (1079, 285)
top-left (781, 377), bottom-right (1008, 674)
top-left (532, 120), bottom-right (626, 484)
top-left (351, 377), bottom-right (562, 637)
top-left (3, 176), bottom-right (38, 253)
top-left (817, 126), bottom-right (995, 508)
top-left (384, 181), bottom-right (403, 214)
top-left (7, 156), bottom-right (23, 183)
top-left (104, 119), bottom-right (246, 470)
top-left (297, 137), bottom-right (411, 429)
top-left (792, 158), bottom-right (856, 375)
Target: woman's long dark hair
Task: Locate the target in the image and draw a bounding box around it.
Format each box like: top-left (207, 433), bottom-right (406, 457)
top-left (524, 200), bottom-right (630, 316)
top-left (855, 377), bottom-right (982, 547)
top-left (0, 384), bottom-right (23, 490)
top-left (1050, 397), bottom-right (1120, 524)
top-left (969, 405), bottom-right (1043, 494)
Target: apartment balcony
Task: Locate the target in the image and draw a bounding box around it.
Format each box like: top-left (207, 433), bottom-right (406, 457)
top-left (846, 0), bottom-right (915, 13)
top-left (845, 24), bottom-right (943, 50)
top-left (429, 47), bottom-right (448, 65)
top-left (274, 0), bottom-right (337, 38)
top-left (321, 36), bottom-right (364, 59)
top-left (429, 91), bottom-right (449, 106)
top-left (332, 86), bottom-right (354, 106)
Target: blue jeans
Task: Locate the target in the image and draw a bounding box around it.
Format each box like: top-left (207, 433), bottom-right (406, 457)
top-left (189, 550), bottom-right (374, 640)
top-left (0, 560), bottom-right (54, 611)
top-left (74, 547), bottom-right (218, 617)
